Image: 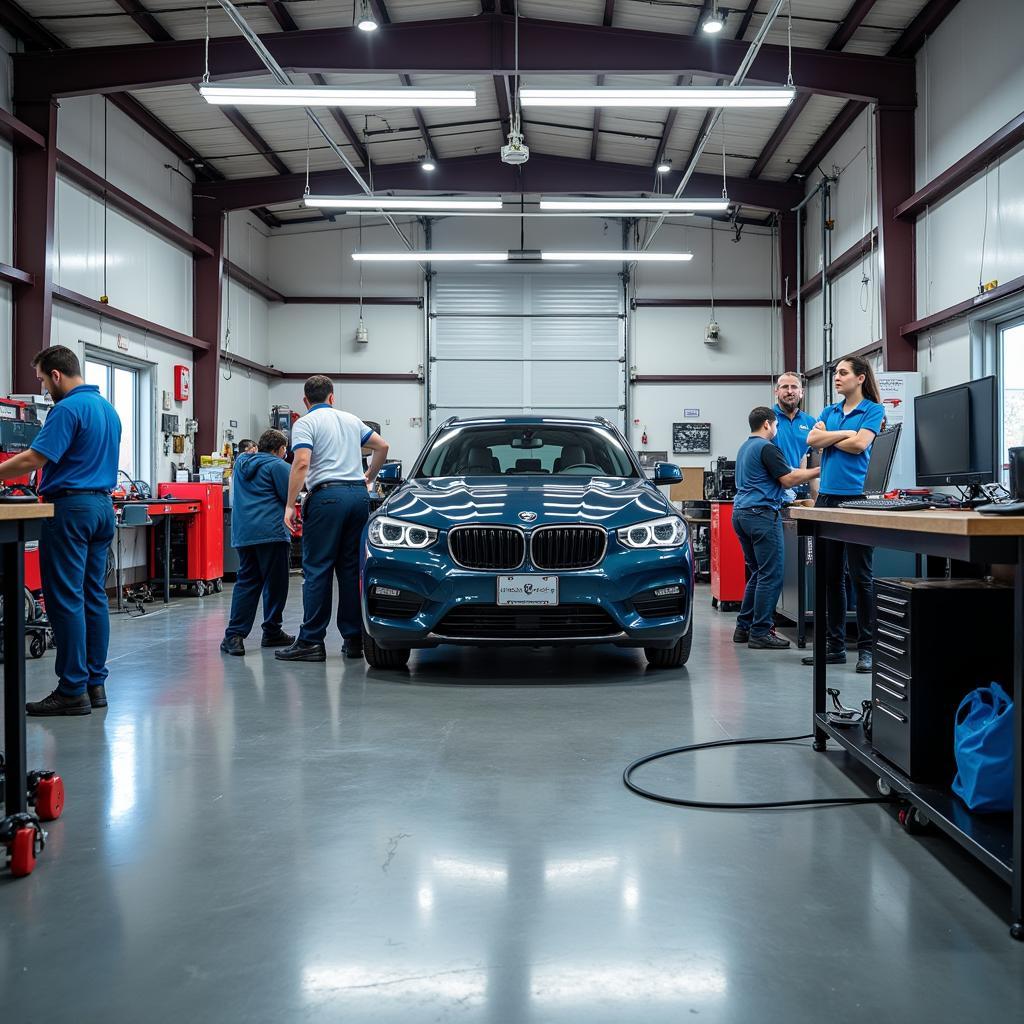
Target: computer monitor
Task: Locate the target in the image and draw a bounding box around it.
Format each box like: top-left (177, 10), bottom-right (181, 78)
top-left (863, 424), bottom-right (902, 495)
top-left (914, 375), bottom-right (998, 488)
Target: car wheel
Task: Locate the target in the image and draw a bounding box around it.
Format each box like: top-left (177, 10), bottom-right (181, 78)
top-left (645, 618), bottom-right (693, 669)
top-left (363, 631), bottom-right (411, 670)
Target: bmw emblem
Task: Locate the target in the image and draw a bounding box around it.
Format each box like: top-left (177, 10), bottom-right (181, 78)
top-left (518, 511), bottom-right (538, 523)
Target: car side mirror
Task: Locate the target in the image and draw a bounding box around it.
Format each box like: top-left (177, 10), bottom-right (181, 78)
top-left (652, 462), bottom-right (682, 485)
top-left (378, 462), bottom-right (403, 485)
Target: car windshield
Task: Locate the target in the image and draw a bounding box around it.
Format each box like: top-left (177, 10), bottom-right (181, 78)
top-left (416, 424), bottom-right (639, 478)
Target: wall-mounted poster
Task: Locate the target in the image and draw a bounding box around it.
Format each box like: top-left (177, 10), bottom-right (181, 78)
top-left (673, 422), bottom-right (711, 454)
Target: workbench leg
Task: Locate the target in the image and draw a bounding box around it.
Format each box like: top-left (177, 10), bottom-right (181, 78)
top-left (812, 530), bottom-right (828, 752)
top-left (2, 531), bottom-right (28, 815)
top-left (163, 517), bottom-right (170, 604)
top-left (797, 535), bottom-right (807, 648)
top-left (115, 528), bottom-right (123, 614)
top-left (1012, 539), bottom-right (1024, 940)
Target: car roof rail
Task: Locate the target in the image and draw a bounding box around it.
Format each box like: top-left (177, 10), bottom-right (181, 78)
top-left (439, 416), bottom-right (459, 429)
top-left (593, 416), bottom-right (615, 429)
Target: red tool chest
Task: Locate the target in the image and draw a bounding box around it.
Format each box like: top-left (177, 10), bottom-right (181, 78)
top-left (711, 500), bottom-right (746, 609)
top-left (152, 483), bottom-right (224, 588)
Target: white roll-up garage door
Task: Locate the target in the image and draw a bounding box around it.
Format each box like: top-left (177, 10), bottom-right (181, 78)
top-left (429, 269), bottom-right (626, 430)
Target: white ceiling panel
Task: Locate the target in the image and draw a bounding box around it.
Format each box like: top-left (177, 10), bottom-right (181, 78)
top-left (17, 0), bottom-right (151, 46)
top-left (761, 93), bottom-right (849, 181)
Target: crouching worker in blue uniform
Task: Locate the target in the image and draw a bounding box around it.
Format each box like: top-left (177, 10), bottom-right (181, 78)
top-left (0, 345), bottom-right (120, 716)
top-left (732, 406), bottom-right (820, 651)
top-left (220, 428), bottom-right (295, 656)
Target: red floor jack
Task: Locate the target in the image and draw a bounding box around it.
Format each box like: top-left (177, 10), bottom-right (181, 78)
top-left (0, 755), bottom-right (64, 876)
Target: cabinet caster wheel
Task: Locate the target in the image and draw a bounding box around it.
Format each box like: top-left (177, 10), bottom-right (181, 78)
top-left (1010, 922), bottom-right (1024, 942)
top-left (29, 636), bottom-right (44, 659)
top-left (193, 581), bottom-right (207, 597)
top-left (33, 774), bottom-right (64, 822)
top-left (876, 778), bottom-right (892, 797)
top-left (898, 806), bottom-right (931, 835)
top-left (812, 738), bottom-right (827, 752)
top-left (10, 827), bottom-right (38, 877)
top-left (212, 578), bottom-right (223, 593)
top-left (711, 597), bottom-right (719, 609)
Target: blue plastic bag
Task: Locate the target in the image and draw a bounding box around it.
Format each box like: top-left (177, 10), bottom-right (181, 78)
top-left (952, 683), bottom-right (1014, 813)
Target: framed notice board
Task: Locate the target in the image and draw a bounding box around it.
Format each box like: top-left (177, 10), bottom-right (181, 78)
top-left (673, 421), bottom-right (711, 454)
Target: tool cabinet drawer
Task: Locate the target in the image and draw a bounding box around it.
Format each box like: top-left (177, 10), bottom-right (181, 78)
top-left (874, 622), bottom-right (911, 677)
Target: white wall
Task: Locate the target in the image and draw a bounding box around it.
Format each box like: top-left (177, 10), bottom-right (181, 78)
top-left (0, 27), bottom-right (16, 393)
top-left (51, 95), bottom-right (199, 482)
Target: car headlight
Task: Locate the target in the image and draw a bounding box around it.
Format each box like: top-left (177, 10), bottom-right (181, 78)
top-left (368, 515), bottom-right (437, 550)
top-left (617, 515), bottom-right (688, 549)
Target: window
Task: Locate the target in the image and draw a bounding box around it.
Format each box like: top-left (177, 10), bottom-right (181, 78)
top-left (1000, 319), bottom-right (1024, 461)
top-left (85, 356), bottom-right (142, 484)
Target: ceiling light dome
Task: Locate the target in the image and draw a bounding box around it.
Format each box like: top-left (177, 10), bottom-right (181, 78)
top-left (420, 155), bottom-right (437, 172)
top-left (656, 157), bottom-right (672, 174)
top-left (702, 3), bottom-right (725, 34)
top-left (356, 0), bottom-right (378, 32)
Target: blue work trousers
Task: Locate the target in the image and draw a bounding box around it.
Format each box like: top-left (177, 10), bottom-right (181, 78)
top-left (732, 505), bottom-right (784, 638)
top-left (224, 542), bottom-right (290, 640)
top-left (816, 493), bottom-right (875, 652)
top-left (298, 483), bottom-right (370, 644)
top-left (39, 494), bottom-right (116, 697)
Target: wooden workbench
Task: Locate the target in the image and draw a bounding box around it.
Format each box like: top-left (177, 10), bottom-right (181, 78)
top-left (1, 502), bottom-right (53, 825)
top-left (789, 506), bottom-right (1024, 940)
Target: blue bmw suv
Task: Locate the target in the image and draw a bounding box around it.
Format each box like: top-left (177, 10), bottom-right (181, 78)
top-left (361, 416), bottom-right (694, 671)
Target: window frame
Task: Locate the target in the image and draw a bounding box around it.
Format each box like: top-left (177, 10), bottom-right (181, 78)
top-left (83, 350), bottom-right (151, 487)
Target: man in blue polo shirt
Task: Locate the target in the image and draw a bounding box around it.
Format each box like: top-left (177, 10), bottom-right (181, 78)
top-left (0, 345), bottom-right (121, 716)
top-left (772, 371), bottom-right (817, 501)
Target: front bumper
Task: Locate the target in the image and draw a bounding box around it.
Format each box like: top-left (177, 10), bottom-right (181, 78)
top-left (361, 539), bottom-right (693, 650)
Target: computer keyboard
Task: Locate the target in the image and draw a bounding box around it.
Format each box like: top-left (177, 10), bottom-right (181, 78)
top-left (837, 498), bottom-right (934, 512)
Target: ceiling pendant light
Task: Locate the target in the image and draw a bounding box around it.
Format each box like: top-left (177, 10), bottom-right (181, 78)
top-left (420, 154), bottom-right (437, 172)
top-left (519, 86), bottom-right (794, 108)
top-left (356, 0), bottom-right (379, 32)
top-left (656, 157), bottom-right (672, 174)
top-left (701, 2), bottom-right (726, 34)
top-left (539, 198), bottom-right (727, 214)
top-left (198, 85), bottom-right (476, 108)
top-left (305, 196), bottom-right (503, 212)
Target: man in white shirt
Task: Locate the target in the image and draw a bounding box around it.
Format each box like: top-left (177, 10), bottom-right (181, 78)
top-left (275, 375), bottom-right (390, 662)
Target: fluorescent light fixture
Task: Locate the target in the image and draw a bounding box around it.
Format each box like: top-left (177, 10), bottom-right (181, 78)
top-left (352, 252), bottom-right (509, 262)
top-left (540, 198), bottom-right (728, 214)
top-left (199, 85), bottom-right (476, 108)
top-left (542, 251), bottom-right (694, 262)
top-left (356, 0), bottom-right (378, 31)
top-left (519, 86), bottom-right (795, 108)
top-left (305, 196), bottom-right (503, 211)
top-left (656, 157), bottom-right (672, 174)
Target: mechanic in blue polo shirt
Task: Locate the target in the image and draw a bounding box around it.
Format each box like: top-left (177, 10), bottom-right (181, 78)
top-left (732, 406), bottom-right (821, 650)
top-left (772, 371), bottom-right (818, 501)
top-left (0, 345), bottom-right (121, 716)
top-left (802, 354), bottom-right (886, 674)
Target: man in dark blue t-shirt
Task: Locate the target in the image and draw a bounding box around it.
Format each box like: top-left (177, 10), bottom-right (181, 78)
top-left (0, 345), bottom-right (121, 716)
top-left (732, 406), bottom-right (820, 649)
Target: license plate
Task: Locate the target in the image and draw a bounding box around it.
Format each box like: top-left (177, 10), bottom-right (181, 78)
top-left (497, 575), bottom-right (559, 606)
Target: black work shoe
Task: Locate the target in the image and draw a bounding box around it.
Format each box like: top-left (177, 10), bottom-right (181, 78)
top-left (220, 636), bottom-right (245, 656)
top-left (342, 640), bottom-right (364, 659)
top-left (26, 689), bottom-right (91, 717)
top-left (88, 684), bottom-right (108, 708)
top-left (261, 629), bottom-right (295, 648)
top-left (749, 631), bottom-right (791, 650)
top-left (801, 650), bottom-right (847, 666)
top-left (274, 639), bottom-right (327, 662)
top-left (856, 651), bottom-right (873, 674)
top-left (732, 627), bottom-right (750, 644)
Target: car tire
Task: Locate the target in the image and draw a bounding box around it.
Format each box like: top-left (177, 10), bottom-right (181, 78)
top-left (363, 631), bottom-right (411, 670)
top-left (645, 618), bottom-right (693, 669)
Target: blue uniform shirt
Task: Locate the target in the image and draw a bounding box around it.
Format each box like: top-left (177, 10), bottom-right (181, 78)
top-left (818, 398), bottom-right (885, 495)
top-left (773, 403), bottom-right (816, 499)
top-left (31, 384), bottom-right (121, 494)
top-left (734, 436), bottom-right (791, 511)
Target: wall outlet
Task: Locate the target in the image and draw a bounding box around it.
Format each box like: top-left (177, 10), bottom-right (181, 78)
top-left (409, 416), bottom-right (423, 428)
top-left (162, 390), bottom-right (171, 411)
top-left (116, 334), bottom-right (129, 351)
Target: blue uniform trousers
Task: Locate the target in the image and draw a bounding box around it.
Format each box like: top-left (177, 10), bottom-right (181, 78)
top-left (298, 483), bottom-right (369, 644)
top-left (224, 542), bottom-right (290, 640)
top-left (39, 494), bottom-right (116, 697)
top-left (732, 505), bottom-right (784, 638)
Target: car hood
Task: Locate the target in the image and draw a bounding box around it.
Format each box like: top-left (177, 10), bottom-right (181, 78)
top-left (379, 477), bottom-right (675, 531)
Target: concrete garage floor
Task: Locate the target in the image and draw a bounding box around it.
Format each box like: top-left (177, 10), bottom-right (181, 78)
top-left (1, 580), bottom-right (1021, 1022)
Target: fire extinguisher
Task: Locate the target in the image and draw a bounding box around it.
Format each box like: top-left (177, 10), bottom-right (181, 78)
top-left (641, 427), bottom-right (649, 446)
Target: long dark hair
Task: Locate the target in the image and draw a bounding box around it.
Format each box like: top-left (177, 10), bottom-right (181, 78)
top-left (837, 354), bottom-right (881, 404)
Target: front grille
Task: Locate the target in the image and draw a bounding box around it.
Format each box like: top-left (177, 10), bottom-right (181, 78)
top-left (530, 526), bottom-right (606, 570)
top-left (449, 526), bottom-right (525, 570)
top-left (633, 585), bottom-right (686, 618)
top-left (434, 605), bottom-right (620, 639)
top-left (367, 587), bottom-right (423, 619)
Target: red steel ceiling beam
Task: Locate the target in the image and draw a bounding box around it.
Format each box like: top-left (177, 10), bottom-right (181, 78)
top-left (111, 0), bottom-right (173, 43)
top-left (789, 0), bottom-right (962, 183)
top-left (13, 15), bottom-right (915, 105)
top-left (734, 0), bottom-right (762, 41)
top-left (196, 152), bottom-right (803, 212)
top-left (750, 0), bottom-right (877, 179)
